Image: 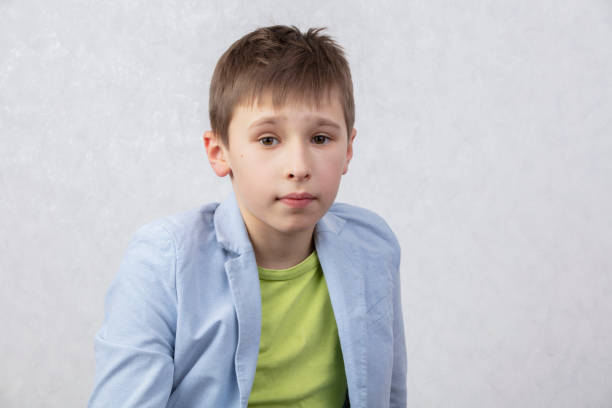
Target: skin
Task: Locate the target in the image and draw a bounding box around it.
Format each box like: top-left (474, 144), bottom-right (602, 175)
top-left (204, 90), bottom-right (356, 270)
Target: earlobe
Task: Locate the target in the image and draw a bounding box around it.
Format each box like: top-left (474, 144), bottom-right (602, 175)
top-left (342, 128), bottom-right (357, 175)
top-left (203, 130), bottom-right (231, 177)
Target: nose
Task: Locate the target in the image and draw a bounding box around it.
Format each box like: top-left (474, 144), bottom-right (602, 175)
top-left (285, 142), bottom-right (311, 181)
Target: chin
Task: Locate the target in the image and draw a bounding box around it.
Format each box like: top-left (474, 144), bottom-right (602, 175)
top-left (275, 219), bottom-right (317, 234)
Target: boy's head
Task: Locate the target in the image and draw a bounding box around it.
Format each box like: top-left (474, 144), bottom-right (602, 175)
top-left (204, 25), bottom-right (357, 239)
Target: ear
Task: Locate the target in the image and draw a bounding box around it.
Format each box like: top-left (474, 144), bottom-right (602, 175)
top-left (203, 130), bottom-right (231, 177)
top-left (342, 128), bottom-right (357, 175)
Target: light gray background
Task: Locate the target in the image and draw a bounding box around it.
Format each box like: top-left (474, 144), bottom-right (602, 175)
top-left (1, 0), bottom-right (611, 407)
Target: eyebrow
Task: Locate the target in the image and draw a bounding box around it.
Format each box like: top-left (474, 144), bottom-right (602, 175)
top-left (248, 115), bottom-right (342, 130)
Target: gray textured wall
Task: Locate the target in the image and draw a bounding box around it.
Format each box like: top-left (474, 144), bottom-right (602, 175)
top-left (1, 0), bottom-right (611, 406)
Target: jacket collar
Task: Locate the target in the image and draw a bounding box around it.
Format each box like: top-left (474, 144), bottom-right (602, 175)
top-left (213, 190), bottom-right (254, 255)
top-left (213, 189), bottom-right (346, 255)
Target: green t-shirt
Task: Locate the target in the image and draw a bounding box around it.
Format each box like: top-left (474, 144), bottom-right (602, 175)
top-left (247, 250), bottom-right (348, 407)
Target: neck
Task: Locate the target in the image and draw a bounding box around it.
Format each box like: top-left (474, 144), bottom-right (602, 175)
top-left (237, 208), bottom-right (315, 269)
top-left (249, 225), bottom-right (315, 270)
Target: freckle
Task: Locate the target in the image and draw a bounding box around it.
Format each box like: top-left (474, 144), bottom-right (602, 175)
top-left (240, 154), bottom-right (244, 158)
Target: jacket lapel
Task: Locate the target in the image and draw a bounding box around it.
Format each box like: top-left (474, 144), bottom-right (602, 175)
top-left (315, 210), bottom-right (367, 407)
top-left (214, 191), bottom-right (262, 408)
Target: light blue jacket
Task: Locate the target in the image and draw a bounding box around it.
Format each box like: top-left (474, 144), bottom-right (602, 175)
top-left (88, 191), bottom-right (407, 407)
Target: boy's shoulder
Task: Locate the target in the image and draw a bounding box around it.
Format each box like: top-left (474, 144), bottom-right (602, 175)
top-left (327, 201), bottom-right (401, 262)
top-left (131, 201), bottom-right (221, 250)
top-left (328, 201), bottom-right (396, 235)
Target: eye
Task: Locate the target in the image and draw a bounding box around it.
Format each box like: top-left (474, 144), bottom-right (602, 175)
top-left (312, 134), bottom-right (330, 144)
top-left (258, 136), bottom-right (278, 146)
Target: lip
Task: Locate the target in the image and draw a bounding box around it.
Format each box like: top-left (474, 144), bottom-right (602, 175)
top-left (279, 192), bottom-right (315, 200)
top-left (278, 192), bottom-right (316, 208)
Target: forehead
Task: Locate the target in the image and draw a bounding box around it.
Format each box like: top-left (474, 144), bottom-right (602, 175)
top-left (230, 88), bottom-right (346, 133)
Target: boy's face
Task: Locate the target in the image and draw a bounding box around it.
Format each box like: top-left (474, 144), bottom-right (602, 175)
top-left (205, 90), bottom-right (356, 239)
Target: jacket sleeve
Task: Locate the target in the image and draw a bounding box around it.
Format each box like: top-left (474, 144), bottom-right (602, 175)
top-left (389, 241), bottom-right (407, 408)
top-left (88, 221), bottom-right (178, 408)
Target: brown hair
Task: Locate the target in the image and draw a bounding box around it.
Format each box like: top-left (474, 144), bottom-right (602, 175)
top-left (208, 25), bottom-right (355, 149)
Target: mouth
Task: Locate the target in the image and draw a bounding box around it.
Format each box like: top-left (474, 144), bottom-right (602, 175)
top-left (278, 192), bottom-right (316, 200)
top-left (278, 192), bottom-right (316, 208)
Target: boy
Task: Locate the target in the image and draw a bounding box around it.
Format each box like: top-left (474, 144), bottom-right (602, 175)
top-left (89, 25), bottom-right (406, 407)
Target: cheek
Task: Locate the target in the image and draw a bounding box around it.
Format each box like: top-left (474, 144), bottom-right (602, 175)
top-left (233, 153), bottom-right (274, 189)
top-left (314, 156), bottom-right (344, 188)
top-left (315, 150), bottom-right (346, 175)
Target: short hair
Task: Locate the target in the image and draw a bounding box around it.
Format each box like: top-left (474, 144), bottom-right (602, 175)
top-left (208, 25), bottom-right (355, 149)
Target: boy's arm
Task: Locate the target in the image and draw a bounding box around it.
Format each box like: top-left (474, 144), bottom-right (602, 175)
top-left (390, 240), bottom-right (407, 408)
top-left (88, 222), bottom-right (177, 408)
